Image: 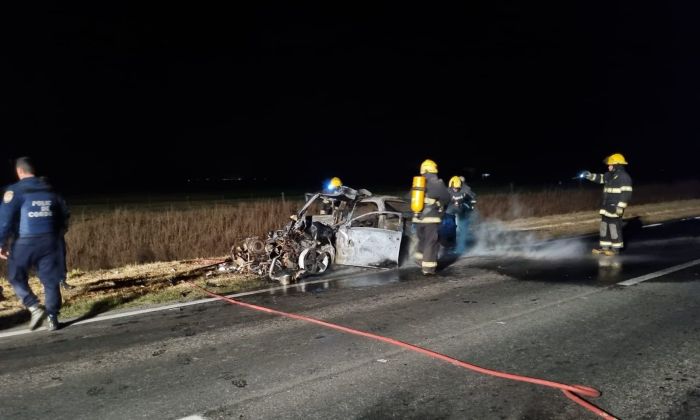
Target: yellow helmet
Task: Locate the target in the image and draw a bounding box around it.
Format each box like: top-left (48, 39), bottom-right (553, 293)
top-left (328, 177), bottom-right (343, 189)
top-left (448, 176), bottom-right (462, 189)
top-left (420, 159), bottom-right (438, 174)
top-left (604, 153), bottom-right (628, 165)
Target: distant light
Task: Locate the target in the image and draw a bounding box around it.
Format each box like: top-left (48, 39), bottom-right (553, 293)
top-left (481, 173), bottom-right (491, 179)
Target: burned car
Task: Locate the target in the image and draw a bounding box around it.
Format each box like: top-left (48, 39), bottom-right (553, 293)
top-left (229, 189), bottom-right (412, 284)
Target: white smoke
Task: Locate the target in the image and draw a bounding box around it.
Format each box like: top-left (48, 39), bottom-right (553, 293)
top-left (400, 234), bottom-right (418, 268)
top-left (402, 205), bottom-right (589, 266)
top-left (463, 220), bottom-right (586, 260)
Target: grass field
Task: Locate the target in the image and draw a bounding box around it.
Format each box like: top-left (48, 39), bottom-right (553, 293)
top-left (3, 181), bottom-right (697, 271)
top-left (0, 181), bottom-right (698, 328)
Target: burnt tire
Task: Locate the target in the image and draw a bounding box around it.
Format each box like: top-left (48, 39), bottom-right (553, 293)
top-left (298, 248), bottom-right (330, 275)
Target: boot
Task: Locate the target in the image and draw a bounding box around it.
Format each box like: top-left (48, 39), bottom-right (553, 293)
top-left (421, 266), bottom-right (437, 275)
top-left (47, 314), bottom-right (61, 331)
top-left (60, 281), bottom-right (75, 291)
top-left (29, 305), bottom-right (47, 330)
top-left (592, 247), bottom-right (610, 255)
top-left (414, 252), bottom-right (423, 267)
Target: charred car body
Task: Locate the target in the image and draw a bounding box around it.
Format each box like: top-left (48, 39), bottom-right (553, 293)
top-left (230, 189), bottom-right (412, 284)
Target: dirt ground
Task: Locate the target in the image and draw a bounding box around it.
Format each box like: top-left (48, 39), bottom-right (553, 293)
top-left (1, 199), bottom-right (699, 327)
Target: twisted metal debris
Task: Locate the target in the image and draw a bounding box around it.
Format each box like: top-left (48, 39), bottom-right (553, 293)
top-left (228, 189), bottom-right (369, 284)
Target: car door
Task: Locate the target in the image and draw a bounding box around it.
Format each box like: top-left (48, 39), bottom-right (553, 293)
top-left (334, 210), bottom-right (404, 268)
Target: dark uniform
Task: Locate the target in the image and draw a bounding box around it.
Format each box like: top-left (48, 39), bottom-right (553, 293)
top-left (587, 166), bottom-right (633, 251)
top-left (413, 173), bottom-right (451, 274)
top-left (0, 177), bottom-right (69, 318)
top-left (446, 184), bottom-right (476, 215)
top-left (446, 184), bottom-right (476, 253)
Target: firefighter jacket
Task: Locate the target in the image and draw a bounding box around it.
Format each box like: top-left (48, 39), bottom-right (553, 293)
top-left (413, 173), bottom-right (451, 224)
top-left (446, 185), bottom-right (476, 215)
top-left (0, 177), bottom-right (69, 245)
top-left (588, 166), bottom-right (633, 218)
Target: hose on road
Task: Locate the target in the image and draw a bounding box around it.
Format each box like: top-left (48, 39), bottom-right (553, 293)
top-left (189, 282), bottom-right (617, 419)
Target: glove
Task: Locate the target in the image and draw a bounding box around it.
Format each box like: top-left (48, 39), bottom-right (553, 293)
top-left (615, 207), bottom-right (624, 216)
top-left (581, 170), bottom-right (592, 180)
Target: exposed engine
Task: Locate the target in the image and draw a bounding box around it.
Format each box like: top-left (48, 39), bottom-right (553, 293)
top-left (229, 189), bottom-right (370, 284)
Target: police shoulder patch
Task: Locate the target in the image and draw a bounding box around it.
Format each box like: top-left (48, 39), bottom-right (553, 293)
top-left (3, 190), bottom-right (13, 203)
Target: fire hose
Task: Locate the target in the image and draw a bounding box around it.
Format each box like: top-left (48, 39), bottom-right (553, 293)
top-left (189, 282), bottom-right (617, 419)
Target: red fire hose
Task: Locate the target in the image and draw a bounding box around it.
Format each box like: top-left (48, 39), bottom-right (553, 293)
top-left (189, 282), bottom-right (617, 419)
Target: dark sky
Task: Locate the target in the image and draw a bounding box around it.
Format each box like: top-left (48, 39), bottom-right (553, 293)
top-left (1, 2), bottom-right (698, 194)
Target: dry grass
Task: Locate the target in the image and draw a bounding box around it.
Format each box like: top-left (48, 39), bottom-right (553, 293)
top-left (0, 259), bottom-right (266, 327)
top-left (2, 182), bottom-right (698, 272)
top-left (504, 199), bottom-right (700, 237)
top-left (64, 199), bottom-right (301, 270)
top-left (0, 182), bottom-right (698, 328)
top-left (476, 180), bottom-right (700, 221)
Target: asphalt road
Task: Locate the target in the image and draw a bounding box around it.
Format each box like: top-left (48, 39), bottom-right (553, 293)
top-left (1, 218), bottom-right (699, 420)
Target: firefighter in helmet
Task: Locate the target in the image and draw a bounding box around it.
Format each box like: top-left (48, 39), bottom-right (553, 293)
top-left (318, 176), bottom-right (363, 224)
top-left (325, 177), bottom-right (343, 193)
top-left (412, 159), bottom-right (451, 275)
top-left (581, 153), bottom-right (633, 256)
top-left (319, 177), bottom-right (344, 216)
top-left (444, 175), bottom-right (477, 253)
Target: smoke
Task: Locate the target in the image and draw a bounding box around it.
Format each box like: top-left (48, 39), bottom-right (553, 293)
top-left (400, 234), bottom-right (418, 268)
top-left (461, 217), bottom-right (586, 260)
top-left (402, 207), bottom-right (588, 266)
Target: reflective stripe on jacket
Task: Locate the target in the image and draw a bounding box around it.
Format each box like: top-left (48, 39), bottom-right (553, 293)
top-left (590, 168), bottom-right (632, 218)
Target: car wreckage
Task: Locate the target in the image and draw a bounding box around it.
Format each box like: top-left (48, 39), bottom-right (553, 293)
top-left (229, 188), bottom-right (413, 284)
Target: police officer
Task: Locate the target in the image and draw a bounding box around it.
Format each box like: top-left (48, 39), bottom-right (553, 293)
top-left (40, 176), bottom-right (73, 291)
top-left (413, 159), bottom-right (451, 275)
top-left (0, 157), bottom-right (69, 331)
top-left (581, 153), bottom-right (633, 256)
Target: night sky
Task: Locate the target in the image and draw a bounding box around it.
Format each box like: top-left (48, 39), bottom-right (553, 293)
top-left (2, 2), bottom-right (698, 195)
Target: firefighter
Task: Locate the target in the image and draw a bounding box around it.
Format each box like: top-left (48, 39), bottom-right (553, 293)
top-left (445, 176), bottom-right (477, 253)
top-left (325, 177), bottom-right (343, 193)
top-left (413, 159), bottom-right (451, 275)
top-left (320, 177), bottom-right (344, 216)
top-left (581, 153), bottom-right (633, 256)
top-left (0, 157), bottom-right (69, 331)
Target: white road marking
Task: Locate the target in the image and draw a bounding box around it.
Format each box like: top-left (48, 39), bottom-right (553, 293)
top-left (618, 258), bottom-right (700, 286)
top-left (178, 416), bottom-right (206, 420)
top-left (512, 219), bottom-right (600, 231)
top-left (0, 268), bottom-right (373, 339)
top-left (1, 218), bottom-right (697, 338)
top-left (516, 220), bottom-right (669, 235)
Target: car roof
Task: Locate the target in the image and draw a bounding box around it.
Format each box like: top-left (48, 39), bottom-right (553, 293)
top-left (359, 195), bottom-right (406, 204)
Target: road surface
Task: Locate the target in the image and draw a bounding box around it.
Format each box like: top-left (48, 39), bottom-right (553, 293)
top-left (1, 218), bottom-right (699, 419)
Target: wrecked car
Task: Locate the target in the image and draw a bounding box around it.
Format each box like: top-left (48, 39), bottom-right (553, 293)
top-left (229, 189), bottom-right (412, 284)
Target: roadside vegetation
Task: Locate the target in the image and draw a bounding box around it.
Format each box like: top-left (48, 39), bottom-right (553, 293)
top-left (48, 180), bottom-right (700, 271)
top-left (0, 181), bottom-right (698, 327)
